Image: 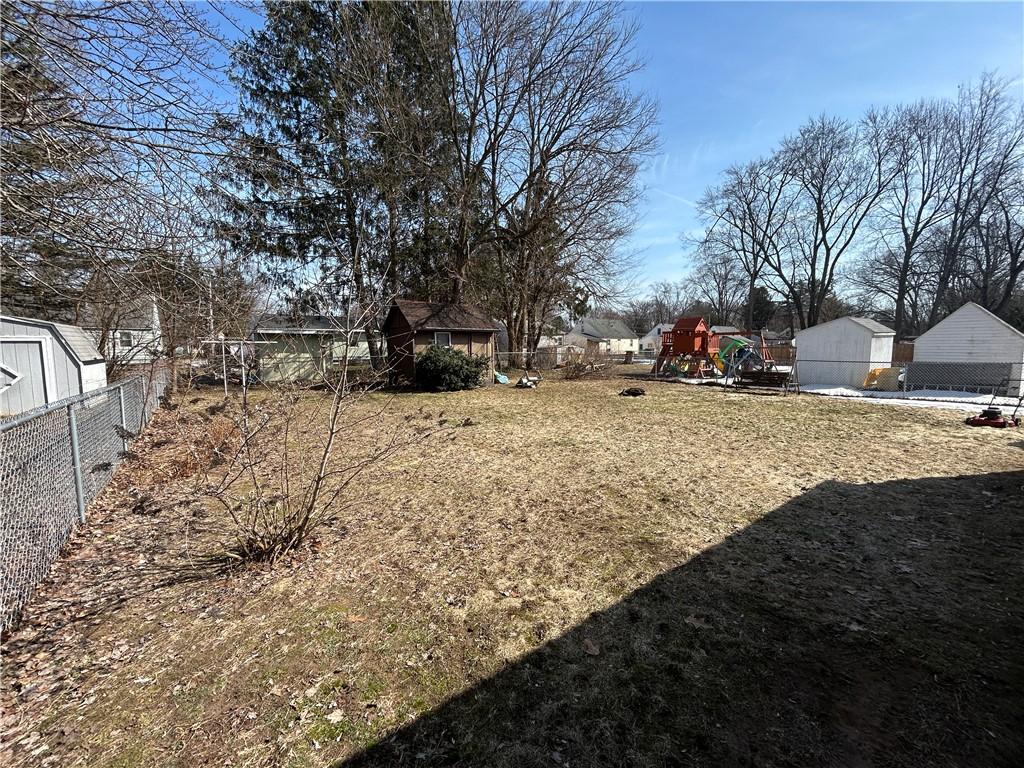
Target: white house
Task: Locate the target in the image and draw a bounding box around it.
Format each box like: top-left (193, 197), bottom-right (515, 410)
top-left (83, 296), bottom-right (163, 366)
top-left (640, 323), bottom-right (674, 354)
top-left (536, 334), bottom-right (564, 349)
top-left (1, 314), bottom-right (107, 415)
top-left (794, 316), bottom-right (894, 388)
top-left (564, 318), bottom-right (639, 355)
top-left (910, 302), bottom-right (1024, 396)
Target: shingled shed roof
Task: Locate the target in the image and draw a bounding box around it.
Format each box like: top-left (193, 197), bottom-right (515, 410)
top-left (1, 314), bottom-right (104, 363)
top-left (388, 299), bottom-right (499, 332)
top-left (845, 317), bottom-right (895, 335)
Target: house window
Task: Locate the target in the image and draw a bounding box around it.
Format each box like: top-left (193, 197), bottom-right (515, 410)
top-left (118, 331), bottom-right (134, 348)
top-left (434, 331), bottom-right (452, 347)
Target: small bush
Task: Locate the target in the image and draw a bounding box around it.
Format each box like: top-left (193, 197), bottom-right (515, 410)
top-left (415, 345), bottom-right (488, 391)
top-left (562, 360), bottom-right (590, 380)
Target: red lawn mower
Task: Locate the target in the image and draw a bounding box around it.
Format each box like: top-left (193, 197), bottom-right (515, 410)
top-left (965, 386), bottom-right (1022, 429)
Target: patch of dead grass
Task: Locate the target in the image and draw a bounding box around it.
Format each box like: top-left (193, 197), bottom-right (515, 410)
top-left (2, 376), bottom-right (1022, 767)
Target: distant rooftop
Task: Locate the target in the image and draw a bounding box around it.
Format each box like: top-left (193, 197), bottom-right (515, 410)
top-left (254, 314), bottom-right (358, 334)
top-left (574, 317), bottom-right (638, 340)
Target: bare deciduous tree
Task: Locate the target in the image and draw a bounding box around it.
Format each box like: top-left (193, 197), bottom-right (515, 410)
top-left (927, 76), bottom-right (1024, 324)
top-left (1, 0), bottom-right (244, 364)
top-left (698, 155), bottom-right (793, 330)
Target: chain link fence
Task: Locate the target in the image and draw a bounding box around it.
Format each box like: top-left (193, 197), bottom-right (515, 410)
top-left (495, 349), bottom-right (653, 372)
top-left (792, 359), bottom-right (1023, 401)
top-left (0, 369), bottom-right (170, 632)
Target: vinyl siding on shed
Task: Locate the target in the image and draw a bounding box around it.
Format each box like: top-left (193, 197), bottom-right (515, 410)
top-left (256, 335), bottom-right (331, 383)
top-left (0, 338), bottom-right (50, 414)
top-left (795, 317), bottom-right (894, 388)
top-left (914, 303), bottom-right (1024, 363)
top-left (1, 316), bottom-right (107, 415)
top-left (914, 303), bottom-right (1024, 396)
top-left (2, 317), bottom-right (80, 400)
top-left (80, 361), bottom-right (108, 392)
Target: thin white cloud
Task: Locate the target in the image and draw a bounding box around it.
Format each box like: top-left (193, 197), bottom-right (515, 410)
top-left (632, 234), bottom-right (682, 250)
top-left (651, 187), bottom-right (697, 207)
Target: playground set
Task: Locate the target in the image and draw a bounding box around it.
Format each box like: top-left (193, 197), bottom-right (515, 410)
top-left (653, 316), bottom-right (794, 389)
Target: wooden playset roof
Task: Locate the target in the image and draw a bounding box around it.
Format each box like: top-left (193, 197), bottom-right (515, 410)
top-left (672, 316), bottom-right (708, 332)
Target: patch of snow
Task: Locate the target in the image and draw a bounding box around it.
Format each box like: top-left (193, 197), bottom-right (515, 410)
top-left (799, 385), bottom-right (1020, 413)
top-left (674, 377), bottom-right (723, 385)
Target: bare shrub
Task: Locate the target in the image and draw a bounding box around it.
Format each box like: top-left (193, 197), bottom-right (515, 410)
top-left (197, 372), bottom-right (437, 564)
top-left (561, 349), bottom-right (610, 381)
top-left (562, 360), bottom-right (591, 381)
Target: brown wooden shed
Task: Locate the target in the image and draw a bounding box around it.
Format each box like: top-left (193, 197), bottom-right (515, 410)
top-left (383, 300), bottom-right (499, 385)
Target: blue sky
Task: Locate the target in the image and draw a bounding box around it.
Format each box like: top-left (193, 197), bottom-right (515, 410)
top-left (213, 2), bottom-right (1023, 292)
top-left (627, 0), bottom-right (1024, 289)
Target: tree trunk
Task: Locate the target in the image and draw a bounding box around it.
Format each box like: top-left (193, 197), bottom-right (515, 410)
top-left (745, 275), bottom-right (756, 330)
top-left (386, 196), bottom-right (400, 298)
top-left (169, 352), bottom-right (179, 395)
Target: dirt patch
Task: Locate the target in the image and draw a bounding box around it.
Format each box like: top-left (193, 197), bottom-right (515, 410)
top-left (2, 374), bottom-right (1022, 767)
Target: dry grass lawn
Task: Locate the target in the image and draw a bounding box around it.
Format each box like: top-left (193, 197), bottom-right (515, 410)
top-left (3, 368), bottom-right (1023, 767)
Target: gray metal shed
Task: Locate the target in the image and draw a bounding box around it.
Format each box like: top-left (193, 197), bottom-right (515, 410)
top-left (1, 314), bottom-right (108, 416)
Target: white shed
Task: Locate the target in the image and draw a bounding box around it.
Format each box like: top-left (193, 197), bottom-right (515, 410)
top-left (911, 302), bottom-right (1024, 397)
top-left (795, 316), bottom-right (895, 388)
top-left (1, 315), bottom-right (107, 416)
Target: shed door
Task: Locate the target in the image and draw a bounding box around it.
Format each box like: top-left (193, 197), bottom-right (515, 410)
top-left (0, 338), bottom-right (50, 415)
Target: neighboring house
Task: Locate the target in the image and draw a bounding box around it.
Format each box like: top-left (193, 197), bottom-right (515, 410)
top-left (640, 323), bottom-right (674, 354)
top-left (536, 334), bottom-right (564, 348)
top-left (794, 317), bottom-right (895, 388)
top-left (1, 314), bottom-right (107, 415)
top-left (252, 314), bottom-right (370, 383)
top-left (83, 296), bottom-right (162, 367)
top-left (709, 324), bottom-right (742, 337)
top-left (383, 299), bottom-right (499, 385)
top-left (564, 318), bottom-right (639, 355)
top-left (909, 302), bottom-right (1024, 396)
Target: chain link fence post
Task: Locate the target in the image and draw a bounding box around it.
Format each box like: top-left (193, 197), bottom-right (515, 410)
top-left (117, 383), bottom-right (128, 451)
top-left (67, 402), bottom-right (86, 524)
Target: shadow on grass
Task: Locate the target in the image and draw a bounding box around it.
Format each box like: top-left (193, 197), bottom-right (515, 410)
top-left (340, 471), bottom-right (1024, 768)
